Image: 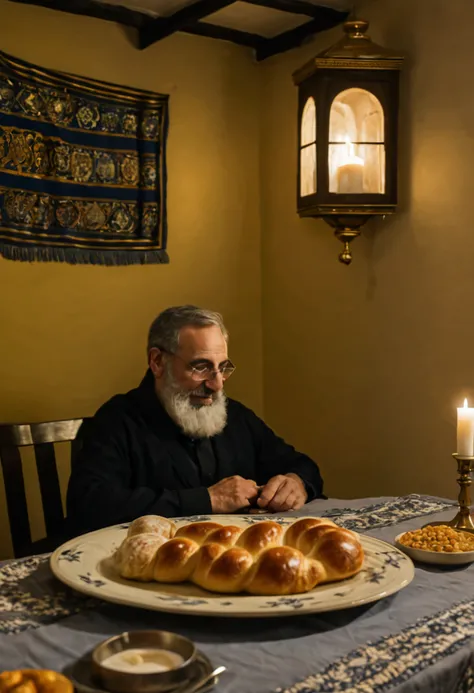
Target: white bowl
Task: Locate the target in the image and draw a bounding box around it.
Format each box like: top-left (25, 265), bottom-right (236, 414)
top-left (394, 531), bottom-right (474, 565)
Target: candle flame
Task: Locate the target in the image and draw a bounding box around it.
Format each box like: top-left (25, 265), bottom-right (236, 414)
top-left (464, 398), bottom-right (469, 408)
top-left (344, 136), bottom-right (355, 158)
top-left (339, 135), bottom-right (364, 167)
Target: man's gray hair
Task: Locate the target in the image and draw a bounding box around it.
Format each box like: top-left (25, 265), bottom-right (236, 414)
top-left (147, 305), bottom-right (228, 354)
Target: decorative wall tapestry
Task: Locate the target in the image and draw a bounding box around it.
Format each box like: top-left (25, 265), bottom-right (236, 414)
top-left (0, 51), bottom-right (169, 265)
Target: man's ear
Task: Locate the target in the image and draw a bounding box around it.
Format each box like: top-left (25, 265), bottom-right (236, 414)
top-left (149, 347), bottom-right (165, 378)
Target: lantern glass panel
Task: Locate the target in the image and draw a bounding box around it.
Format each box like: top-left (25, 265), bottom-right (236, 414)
top-left (300, 96), bottom-right (316, 197)
top-left (328, 88), bottom-right (385, 195)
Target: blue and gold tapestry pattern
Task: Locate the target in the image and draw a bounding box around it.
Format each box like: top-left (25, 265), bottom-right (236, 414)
top-left (0, 51), bottom-right (168, 264)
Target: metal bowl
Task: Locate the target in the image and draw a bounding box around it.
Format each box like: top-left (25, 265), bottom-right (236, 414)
top-left (92, 630), bottom-right (197, 693)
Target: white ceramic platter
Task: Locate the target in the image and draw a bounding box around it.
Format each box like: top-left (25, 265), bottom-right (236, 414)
top-left (51, 515), bottom-right (414, 618)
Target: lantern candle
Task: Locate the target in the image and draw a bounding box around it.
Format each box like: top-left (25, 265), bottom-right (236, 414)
top-left (456, 398), bottom-right (474, 457)
top-left (336, 138), bottom-right (365, 194)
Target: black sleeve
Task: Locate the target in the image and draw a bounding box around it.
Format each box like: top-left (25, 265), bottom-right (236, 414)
top-left (66, 408), bottom-right (211, 535)
top-left (242, 406), bottom-right (324, 500)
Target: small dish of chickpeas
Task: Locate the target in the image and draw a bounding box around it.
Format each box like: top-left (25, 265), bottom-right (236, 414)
top-left (394, 525), bottom-right (474, 565)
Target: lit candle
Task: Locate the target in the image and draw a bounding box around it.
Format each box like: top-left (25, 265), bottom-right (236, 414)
top-left (336, 138), bottom-right (365, 194)
top-left (456, 398), bottom-right (474, 456)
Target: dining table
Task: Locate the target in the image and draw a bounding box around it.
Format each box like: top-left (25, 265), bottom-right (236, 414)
top-left (1, 493), bottom-right (473, 693)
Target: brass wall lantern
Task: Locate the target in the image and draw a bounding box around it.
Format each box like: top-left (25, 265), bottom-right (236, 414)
top-left (293, 20), bottom-right (404, 264)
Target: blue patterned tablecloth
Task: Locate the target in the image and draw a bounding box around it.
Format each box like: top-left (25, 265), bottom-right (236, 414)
top-left (1, 495), bottom-right (473, 693)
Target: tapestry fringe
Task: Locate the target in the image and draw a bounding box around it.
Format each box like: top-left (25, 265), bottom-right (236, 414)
top-left (0, 243), bottom-right (169, 266)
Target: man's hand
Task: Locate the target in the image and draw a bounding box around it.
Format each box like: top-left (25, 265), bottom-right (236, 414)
top-left (257, 473), bottom-right (307, 512)
top-left (208, 476), bottom-right (259, 513)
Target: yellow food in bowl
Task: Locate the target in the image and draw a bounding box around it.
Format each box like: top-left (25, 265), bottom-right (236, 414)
top-left (399, 525), bottom-right (474, 553)
top-left (0, 670), bottom-right (72, 693)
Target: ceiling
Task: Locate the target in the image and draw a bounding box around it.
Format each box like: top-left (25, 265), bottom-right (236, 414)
top-left (9, 0), bottom-right (350, 60)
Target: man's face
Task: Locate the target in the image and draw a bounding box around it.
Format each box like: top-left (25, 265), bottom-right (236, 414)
top-left (151, 325), bottom-right (229, 406)
top-left (150, 325), bottom-right (229, 437)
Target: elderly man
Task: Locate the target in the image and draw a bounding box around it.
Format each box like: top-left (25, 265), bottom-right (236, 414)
top-left (67, 306), bottom-right (323, 533)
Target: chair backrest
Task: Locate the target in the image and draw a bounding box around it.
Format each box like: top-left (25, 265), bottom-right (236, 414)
top-left (0, 419), bottom-right (83, 557)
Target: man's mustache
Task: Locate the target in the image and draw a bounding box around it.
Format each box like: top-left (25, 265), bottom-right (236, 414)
top-left (192, 385), bottom-right (219, 398)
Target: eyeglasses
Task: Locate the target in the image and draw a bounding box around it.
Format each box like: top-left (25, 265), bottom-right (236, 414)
top-left (157, 347), bottom-right (236, 382)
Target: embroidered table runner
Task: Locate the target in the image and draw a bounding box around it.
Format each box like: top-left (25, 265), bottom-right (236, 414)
top-left (0, 50), bottom-right (168, 265)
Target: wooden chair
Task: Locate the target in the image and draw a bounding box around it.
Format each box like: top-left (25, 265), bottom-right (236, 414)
top-left (0, 419), bottom-right (84, 558)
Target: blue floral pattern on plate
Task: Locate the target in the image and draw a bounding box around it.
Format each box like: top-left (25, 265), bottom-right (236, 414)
top-left (58, 548), bottom-right (83, 563)
top-left (78, 573), bottom-right (106, 588)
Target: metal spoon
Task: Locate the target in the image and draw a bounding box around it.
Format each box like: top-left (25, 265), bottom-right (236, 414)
top-left (174, 665), bottom-right (227, 693)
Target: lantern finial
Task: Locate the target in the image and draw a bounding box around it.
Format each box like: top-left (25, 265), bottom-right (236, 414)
top-left (343, 19), bottom-right (370, 38)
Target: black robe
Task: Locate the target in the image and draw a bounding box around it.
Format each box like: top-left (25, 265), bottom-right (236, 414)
top-left (66, 371), bottom-right (324, 533)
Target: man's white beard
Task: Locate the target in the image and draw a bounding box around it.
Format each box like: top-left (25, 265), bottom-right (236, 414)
top-left (158, 366), bottom-right (228, 438)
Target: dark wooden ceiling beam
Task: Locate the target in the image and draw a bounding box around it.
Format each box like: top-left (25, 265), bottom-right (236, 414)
top-left (7, 0), bottom-right (148, 29)
top-left (8, 0), bottom-right (348, 60)
top-left (255, 8), bottom-right (348, 60)
top-left (139, 0), bottom-right (236, 49)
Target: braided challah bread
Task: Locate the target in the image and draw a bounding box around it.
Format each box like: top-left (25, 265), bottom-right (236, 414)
top-left (0, 671), bottom-right (72, 693)
top-left (114, 516), bottom-right (364, 595)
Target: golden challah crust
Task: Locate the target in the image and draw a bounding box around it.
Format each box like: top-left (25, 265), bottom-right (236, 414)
top-left (114, 515), bottom-right (364, 595)
top-left (0, 670), bottom-right (72, 693)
